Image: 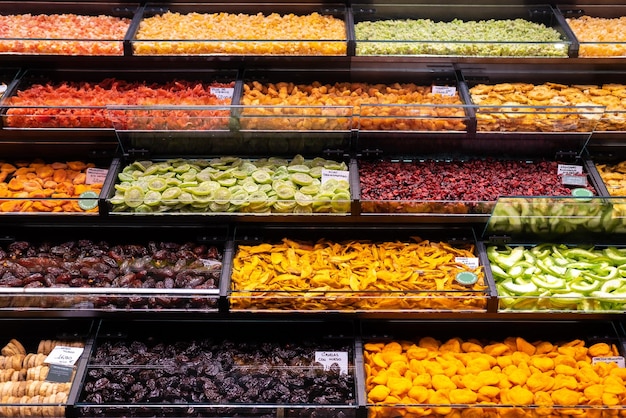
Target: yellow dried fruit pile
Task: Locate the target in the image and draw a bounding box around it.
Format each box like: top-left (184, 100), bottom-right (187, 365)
top-left (230, 237), bottom-right (486, 311)
top-left (365, 336), bottom-right (625, 417)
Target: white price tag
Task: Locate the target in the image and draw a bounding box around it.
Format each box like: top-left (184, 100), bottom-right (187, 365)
top-left (455, 257), bottom-right (479, 269)
top-left (45, 346), bottom-right (84, 367)
top-left (86, 167), bottom-right (108, 185)
top-left (592, 356), bottom-right (625, 368)
top-left (321, 169), bottom-right (350, 184)
top-left (315, 351), bottom-right (349, 375)
top-left (432, 85), bottom-right (457, 96)
top-left (210, 87), bottom-right (234, 100)
top-left (562, 175), bottom-right (588, 187)
top-left (557, 164), bottom-right (583, 175)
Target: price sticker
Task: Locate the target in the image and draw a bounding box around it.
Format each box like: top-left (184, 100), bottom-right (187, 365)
top-left (210, 87), bottom-right (234, 100)
top-left (592, 356), bottom-right (625, 368)
top-left (315, 351), bottom-right (349, 375)
top-left (432, 85), bottom-right (457, 96)
top-left (321, 169), bottom-right (350, 184)
top-left (557, 164), bottom-right (583, 176)
top-left (86, 167), bottom-right (108, 185)
top-left (455, 257), bottom-right (479, 269)
top-left (45, 346), bottom-right (84, 367)
top-left (562, 175), bottom-right (588, 187)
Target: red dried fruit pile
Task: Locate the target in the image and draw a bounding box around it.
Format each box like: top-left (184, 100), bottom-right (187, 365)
top-left (5, 78), bottom-right (234, 129)
top-left (359, 159), bottom-right (591, 214)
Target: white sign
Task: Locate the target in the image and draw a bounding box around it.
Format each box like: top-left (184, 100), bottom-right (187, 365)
top-left (432, 85), bottom-right (457, 96)
top-left (592, 356), bottom-right (625, 368)
top-left (86, 167), bottom-right (109, 185)
top-left (210, 87), bottom-right (234, 100)
top-left (315, 351), bottom-right (349, 375)
top-left (557, 164), bottom-right (583, 175)
top-left (321, 169), bottom-right (349, 184)
top-left (455, 257), bottom-right (479, 269)
top-left (45, 346), bottom-right (84, 367)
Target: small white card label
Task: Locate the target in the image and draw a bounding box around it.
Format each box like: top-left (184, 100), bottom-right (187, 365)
top-left (321, 169), bottom-right (350, 184)
top-left (315, 351), bottom-right (349, 375)
top-left (45, 346), bottom-right (84, 367)
top-left (455, 257), bottom-right (479, 269)
top-left (210, 87), bottom-right (234, 100)
top-left (432, 85), bottom-right (457, 96)
top-left (557, 164), bottom-right (583, 175)
top-left (562, 175), bottom-right (588, 187)
top-left (86, 168), bottom-right (108, 185)
top-left (592, 356), bottom-right (625, 368)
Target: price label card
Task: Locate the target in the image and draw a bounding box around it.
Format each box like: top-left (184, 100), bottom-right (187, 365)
top-left (432, 85), bottom-right (457, 96)
top-left (45, 346), bottom-right (84, 367)
top-left (562, 175), bottom-right (588, 187)
top-left (557, 164), bottom-right (583, 175)
top-left (315, 351), bottom-right (349, 375)
top-left (455, 257), bottom-right (479, 269)
top-left (210, 87), bottom-right (234, 100)
top-left (86, 167), bottom-right (108, 185)
top-left (46, 364), bottom-right (75, 383)
top-left (592, 356), bottom-right (625, 368)
top-left (321, 169), bottom-right (350, 184)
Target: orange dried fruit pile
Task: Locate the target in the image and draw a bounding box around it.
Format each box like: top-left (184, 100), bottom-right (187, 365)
top-left (0, 160), bottom-right (103, 213)
top-left (230, 237), bottom-right (486, 311)
top-left (365, 337), bottom-right (625, 417)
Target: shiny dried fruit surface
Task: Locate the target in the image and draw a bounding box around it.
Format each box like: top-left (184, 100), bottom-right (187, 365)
top-left (230, 237), bottom-right (486, 311)
top-left (364, 336), bottom-right (625, 417)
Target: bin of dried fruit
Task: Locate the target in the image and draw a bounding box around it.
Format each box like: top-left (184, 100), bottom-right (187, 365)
top-left (75, 320), bottom-right (357, 417)
top-left (353, 4), bottom-right (572, 57)
top-left (487, 242), bottom-right (626, 312)
top-left (131, 3), bottom-right (347, 56)
top-left (0, 226), bottom-right (224, 312)
top-left (240, 70), bottom-right (468, 132)
top-left (2, 70), bottom-right (236, 130)
top-left (359, 158), bottom-right (595, 215)
top-left (0, 159), bottom-right (106, 214)
top-left (560, 5), bottom-right (626, 57)
top-left (0, 318), bottom-right (92, 418)
top-left (107, 155), bottom-right (352, 215)
top-left (362, 320), bottom-right (626, 417)
top-left (229, 225), bottom-right (490, 313)
top-left (468, 80), bottom-right (626, 133)
top-left (0, 2), bottom-right (135, 56)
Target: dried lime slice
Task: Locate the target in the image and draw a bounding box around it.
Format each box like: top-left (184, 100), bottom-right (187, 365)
top-left (331, 191), bottom-right (351, 212)
top-left (124, 186), bottom-right (145, 208)
top-left (294, 191), bottom-right (313, 206)
top-left (230, 191), bottom-right (249, 206)
top-left (309, 166), bottom-right (324, 178)
top-left (291, 172), bottom-right (313, 186)
top-left (218, 177), bottom-right (237, 187)
top-left (251, 170), bottom-right (272, 184)
top-left (298, 184), bottom-right (320, 195)
top-left (134, 204), bottom-right (153, 213)
top-left (143, 190), bottom-right (162, 207)
top-left (114, 181), bottom-right (131, 192)
top-left (148, 178), bottom-right (168, 192)
top-left (242, 182), bottom-right (259, 193)
top-left (209, 202), bottom-right (231, 212)
top-left (214, 187), bottom-right (232, 205)
top-left (275, 184), bottom-right (296, 200)
top-left (178, 191), bottom-right (193, 205)
top-left (273, 200), bottom-right (297, 212)
top-left (287, 164), bottom-right (310, 173)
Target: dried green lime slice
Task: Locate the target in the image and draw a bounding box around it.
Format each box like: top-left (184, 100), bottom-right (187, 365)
top-left (275, 184), bottom-right (296, 200)
top-left (291, 172), bottom-right (313, 186)
top-left (320, 179), bottom-right (339, 193)
top-left (172, 163), bottom-right (191, 173)
top-left (144, 190), bottom-right (162, 206)
top-left (242, 182), bottom-right (259, 193)
top-left (273, 200), bottom-right (297, 212)
top-left (331, 191), bottom-right (351, 212)
top-left (287, 164), bottom-right (310, 173)
top-left (178, 191), bottom-right (193, 205)
top-left (309, 166), bottom-right (324, 178)
top-left (134, 204), bottom-right (153, 213)
top-left (209, 202), bottom-right (231, 212)
top-left (294, 191), bottom-right (313, 206)
top-left (162, 187), bottom-right (182, 205)
top-left (230, 191), bottom-right (249, 206)
top-left (218, 177), bottom-right (237, 187)
top-left (293, 205), bottom-right (313, 214)
top-left (118, 172), bottom-right (135, 182)
top-left (298, 184), bottom-right (320, 195)
top-left (114, 181), bottom-right (132, 192)
top-left (124, 186), bottom-right (145, 208)
top-left (109, 194), bottom-right (125, 206)
top-left (214, 187), bottom-right (232, 205)
top-left (148, 178), bottom-right (168, 192)
top-left (251, 170), bottom-right (272, 184)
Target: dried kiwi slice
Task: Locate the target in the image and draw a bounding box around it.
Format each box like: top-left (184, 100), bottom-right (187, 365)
top-left (143, 190), bottom-right (162, 207)
top-left (123, 186), bottom-right (145, 208)
top-left (148, 178), bottom-right (168, 192)
top-left (291, 172), bottom-right (313, 186)
top-left (251, 170), bottom-right (272, 184)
